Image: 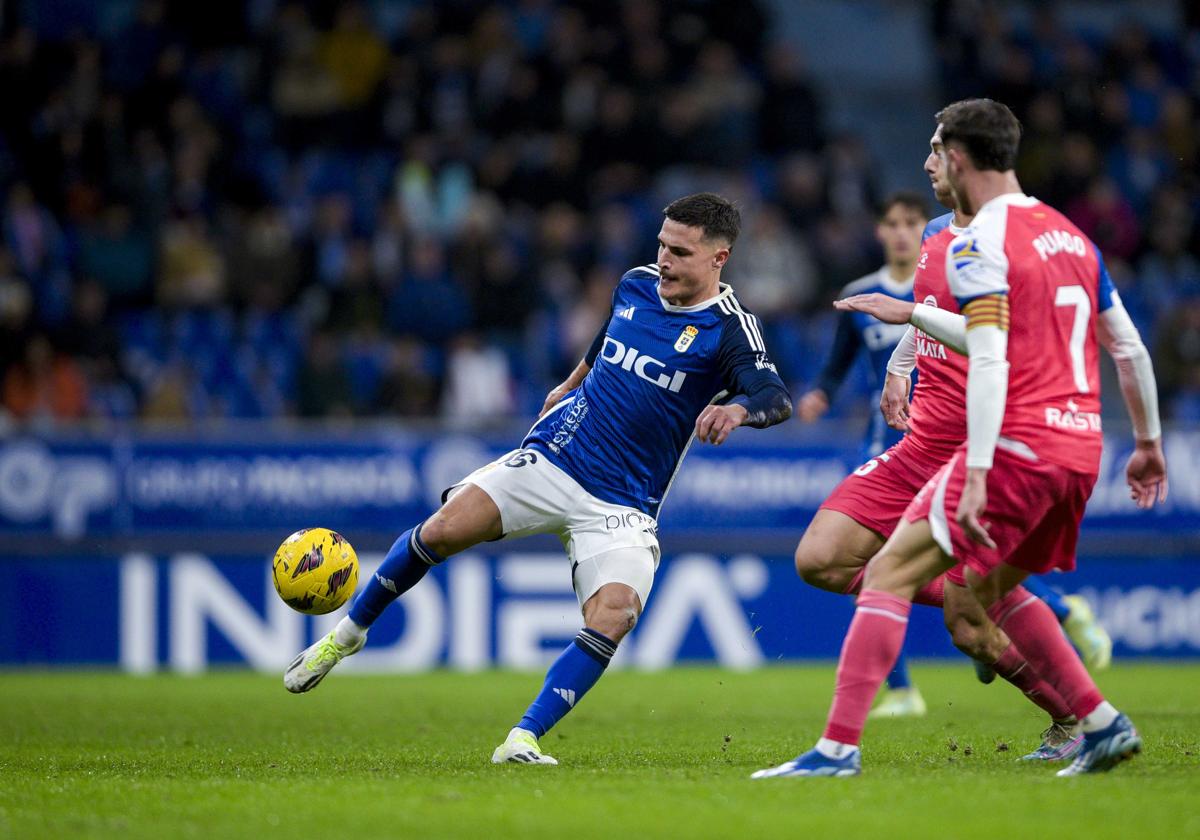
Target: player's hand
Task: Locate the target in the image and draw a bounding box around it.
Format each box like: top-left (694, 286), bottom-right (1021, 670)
top-left (539, 383), bottom-right (571, 418)
top-left (695, 403), bottom-right (748, 445)
top-left (880, 372), bottom-right (911, 431)
top-left (955, 468), bottom-right (996, 549)
top-left (797, 389), bottom-right (829, 423)
top-left (833, 293), bottom-right (916, 325)
top-left (1125, 438), bottom-right (1168, 509)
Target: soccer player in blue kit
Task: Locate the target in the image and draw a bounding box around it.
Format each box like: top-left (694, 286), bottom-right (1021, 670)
top-left (796, 193), bottom-right (930, 718)
top-left (284, 193), bottom-right (793, 765)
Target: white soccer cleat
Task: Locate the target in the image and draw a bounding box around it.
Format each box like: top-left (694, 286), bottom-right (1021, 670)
top-left (283, 630), bottom-right (365, 693)
top-left (867, 687), bottom-right (927, 719)
top-left (1062, 595), bottom-right (1112, 671)
top-left (491, 727), bottom-right (558, 765)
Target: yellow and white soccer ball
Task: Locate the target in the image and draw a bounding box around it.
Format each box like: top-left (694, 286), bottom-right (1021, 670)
top-left (271, 527), bottom-right (359, 615)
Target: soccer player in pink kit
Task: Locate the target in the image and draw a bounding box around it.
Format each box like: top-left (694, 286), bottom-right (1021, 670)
top-left (756, 98), bottom-right (1167, 778)
top-left (795, 124), bottom-right (1102, 760)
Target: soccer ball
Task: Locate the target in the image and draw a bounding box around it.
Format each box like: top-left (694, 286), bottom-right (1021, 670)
top-left (271, 527), bottom-right (359, 615)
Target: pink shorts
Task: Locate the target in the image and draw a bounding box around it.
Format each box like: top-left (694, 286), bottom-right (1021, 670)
top-left (820, 436), bottom-right (948, 539)
top-left (905, 441), bottom-right (1096, 585)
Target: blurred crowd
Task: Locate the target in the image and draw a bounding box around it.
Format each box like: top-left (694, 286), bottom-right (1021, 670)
top-left (0, 0), bottom-right (1197, 427)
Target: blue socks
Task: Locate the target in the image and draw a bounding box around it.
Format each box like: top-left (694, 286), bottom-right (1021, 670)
top-left (348, 525), bottom-right (443, 627)
top-left (886, 652), bottom-right (912, 690)
top-left (517, 628), bottom-right (618, 738)
top-left (1022, 576), bottom-right (1072, 623)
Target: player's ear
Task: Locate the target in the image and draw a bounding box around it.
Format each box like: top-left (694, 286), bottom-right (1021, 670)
top-left (712, 247), bottom-right (730, 270)
top-left (947, 145), bottom-right (967, 173)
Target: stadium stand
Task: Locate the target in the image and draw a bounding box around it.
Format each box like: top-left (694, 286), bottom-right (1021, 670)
top-left (0, 0), bottom-right (1196, 425)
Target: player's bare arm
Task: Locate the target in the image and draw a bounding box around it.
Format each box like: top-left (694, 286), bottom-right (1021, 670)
top-left (698, 381), bottom-right (793, 445)
top-left (796, 389), bottom-right (829, 422)
top-left (880, 372), bottom-right (911, 432)
top-left (695, 403), bottom-right (748, 445)
top-left (540, 359), bottom-right (591, 418)
top-left (838, 293), bottom-right (969, 355)
top-left (834, 293), bottom-right (915, 324)
top-left (880, 326), bottom-right (918, 432)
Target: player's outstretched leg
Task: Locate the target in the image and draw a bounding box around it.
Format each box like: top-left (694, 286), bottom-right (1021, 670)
top-left (285, 486), bottom-right (501, 693)
top-left (284, 525), bottom-right (441, 692)
top-left (493, 579), bottom-right (642, 766)
top-left (1022, 576), bottom-right (1113, 670)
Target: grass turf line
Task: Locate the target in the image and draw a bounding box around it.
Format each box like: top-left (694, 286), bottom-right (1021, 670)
top-left (1, 664), bottom-right (1198, 839)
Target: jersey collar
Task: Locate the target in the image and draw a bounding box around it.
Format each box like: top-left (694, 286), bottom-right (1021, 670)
top-left (975, 192), bottom-right (1040, 216)
top-left (657, 282), bottom-right (734, 312)
top-left (876, 266), bottom-right (914, 296)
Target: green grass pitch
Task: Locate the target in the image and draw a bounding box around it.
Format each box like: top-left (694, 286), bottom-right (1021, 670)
top-left (2, 664), bottom-right (1198, 839)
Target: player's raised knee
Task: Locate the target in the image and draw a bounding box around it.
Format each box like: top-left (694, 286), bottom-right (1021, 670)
top-left (584, 583), bottom-right (641, 641)
top-left (417, 485), bottom-right (503, 557)
top-left (794, 536), bottom-right (840, 590)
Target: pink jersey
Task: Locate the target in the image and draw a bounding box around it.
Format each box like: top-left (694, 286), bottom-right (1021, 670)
top-left (907, 222), bottom-right (969, 461)
top-left (947, 194), bottom-right (1103, 476)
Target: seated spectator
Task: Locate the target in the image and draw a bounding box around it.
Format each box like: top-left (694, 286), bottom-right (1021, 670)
top-left (296, 329), bottom-right (354, 418)
top-left (373, 337), bottom-right (440, 417)
top-left (79, 204), bottom-right (154, 307)
top-left (3, 333), bottom-right (89, 422)
top-left (158, 214), bottom-right (227, 308)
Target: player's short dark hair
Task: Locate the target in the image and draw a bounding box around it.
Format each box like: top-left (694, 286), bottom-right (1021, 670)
top-left (878, 191), bottom-right (930, 221)
top-left (935, 98), bottom-right (1022, 172)
top-left (662, 192), bottom-right (741, 248)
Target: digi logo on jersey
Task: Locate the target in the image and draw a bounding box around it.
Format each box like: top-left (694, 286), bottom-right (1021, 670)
top-left (600, 336), bottom-right (688, 392)
top-left (604, 510), bottom-right (657, 535)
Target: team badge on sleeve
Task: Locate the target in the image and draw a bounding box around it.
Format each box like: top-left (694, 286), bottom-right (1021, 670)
top-left (674, 325), bottom-right (699, 352)
top-left (951, 237), bottom-right (982, 271)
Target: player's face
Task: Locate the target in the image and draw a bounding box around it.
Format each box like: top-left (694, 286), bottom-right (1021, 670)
top-left (656, 219), bottom-right (729, 306)
top-left (925, 125), bottom-right (956, 208)
top-left (876, 204), bottom-right (926, 264)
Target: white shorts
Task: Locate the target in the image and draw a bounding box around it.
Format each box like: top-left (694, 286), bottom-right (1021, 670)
top-left (450, 448), bottom-right (660, 610)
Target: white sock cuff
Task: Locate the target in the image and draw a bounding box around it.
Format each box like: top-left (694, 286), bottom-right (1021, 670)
top-left (333, 617), bottom-right (367, 647)
top-left (816, 737), bottom-right (857, 759)
top-left (1081, 700), bottom-right (1119, 733)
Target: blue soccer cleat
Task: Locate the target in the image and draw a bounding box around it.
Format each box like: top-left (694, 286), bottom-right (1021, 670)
top-left (1021, 722), bottom-right (1084, 761)
top-left (751, 747), bottom-right (862, 779)
top-left (1056, 714), bottom-right (1141, 777)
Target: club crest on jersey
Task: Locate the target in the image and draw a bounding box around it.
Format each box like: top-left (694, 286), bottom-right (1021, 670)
top-left (951, 237), bottom-right (982, 271)
top-left (674, 325), bottom-right (699, 353)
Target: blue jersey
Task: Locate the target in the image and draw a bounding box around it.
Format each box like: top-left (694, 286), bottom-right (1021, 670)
top-left (525, 265), bottom-right (790, 518)
top-left (923, 211), bottom-right (955, 242)
top-left (815, 266), bottom-right (913, 459)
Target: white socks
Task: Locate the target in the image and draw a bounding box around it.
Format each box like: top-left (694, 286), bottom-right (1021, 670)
top-left (334, 617), bottom-right (367, 648)
top-left (816, 737), bottom-right (858, 759)
top-left (1081, 701), bottom-right (1119, 733)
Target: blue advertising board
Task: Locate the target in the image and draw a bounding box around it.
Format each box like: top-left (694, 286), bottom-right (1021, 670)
top-left (3, 551), bottom-right (1198, 669)
top-left (2, 426), bottom-right (1196, 669)
top-left (1, 428), bottom-right (1197, 542)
